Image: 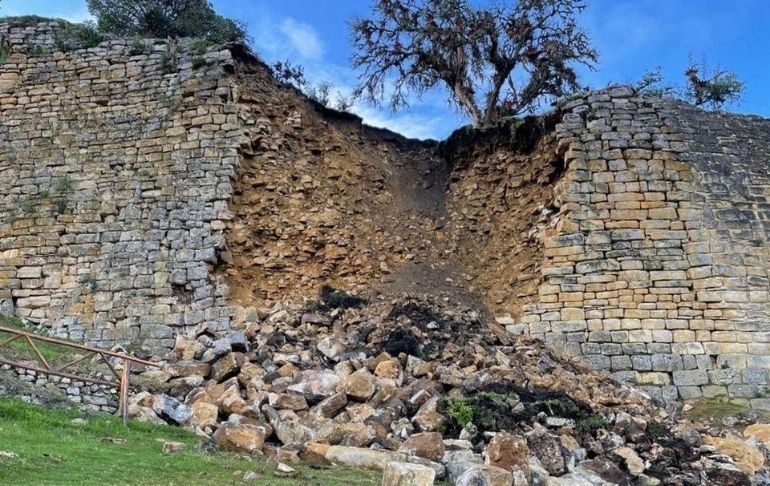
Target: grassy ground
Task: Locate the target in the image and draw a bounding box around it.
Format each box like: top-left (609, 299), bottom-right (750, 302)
top-left (0, 398), bottom-right (380, 486)
top-left (683, 396), bottom-right (770, 423)
top-left (0, 315), bottom-right (76, 365)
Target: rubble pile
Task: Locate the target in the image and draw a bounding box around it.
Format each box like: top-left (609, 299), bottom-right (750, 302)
top-left (128, 292), bottom-right (770, 485)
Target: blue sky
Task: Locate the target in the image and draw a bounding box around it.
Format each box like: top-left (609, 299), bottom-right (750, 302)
top-left (2, 1), bottom-right (769, 140)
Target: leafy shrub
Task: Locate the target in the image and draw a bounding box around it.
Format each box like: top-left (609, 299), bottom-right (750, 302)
top-left (87, 0), bottom-right (248, 44)
top-left (191, 56), bottom-right (208, 70)
top-left (445, 398), bottom-right (474, 428)
top-left (54, 22), bottom-right (103, 51)
top-left (685, 62), bottom-right (744, 110)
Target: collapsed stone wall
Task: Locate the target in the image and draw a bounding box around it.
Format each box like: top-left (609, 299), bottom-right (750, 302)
top-left (1, 22), bottom-right (769, 400)
top-left (0, 20), bottom-right (240, 354)
top-left (522, 87), bottom-right (770, 403)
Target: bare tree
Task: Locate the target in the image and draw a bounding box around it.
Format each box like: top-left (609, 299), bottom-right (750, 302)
top-left (350, 0), bottom-right (597, 128)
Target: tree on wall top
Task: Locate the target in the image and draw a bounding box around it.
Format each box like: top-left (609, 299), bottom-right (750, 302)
top-left (634, 61), bottom-right (744, 111)
top-left (86, 0), bottom-right (247, 44)
top-left (350, 0), bottom-right (598, 128)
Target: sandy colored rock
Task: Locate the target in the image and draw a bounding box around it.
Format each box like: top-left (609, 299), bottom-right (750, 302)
top-left (398, 432), bottom-right (445, 462)
top-left (382, 461), bottom-right (436, 486)
top-left (339, 371), bottom-right (377, 401)
top-left (611, 447), bottom-right (645, 476)
top-left (743, 423), bottom-right (770, 446)
top-left (212, 423), bottom-right (266, 454)
top-left (485, 432), bottom-right (529, 474)
top-left (702, 436), bottom-right (764, 475)
top-left (162, 441), bottom-right (186, 453)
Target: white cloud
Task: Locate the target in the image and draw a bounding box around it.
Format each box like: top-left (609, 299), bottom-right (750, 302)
top-left (352, 104), bottom-right (451, 141)
top-left (279, 18), bottom-right (324, 60)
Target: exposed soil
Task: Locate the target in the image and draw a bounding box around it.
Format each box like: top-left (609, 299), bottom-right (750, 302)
top-left (221, 54), bottom-right (562, 320)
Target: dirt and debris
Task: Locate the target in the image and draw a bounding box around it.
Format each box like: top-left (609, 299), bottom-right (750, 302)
top-left (220, 56), bottom-right (561, 320)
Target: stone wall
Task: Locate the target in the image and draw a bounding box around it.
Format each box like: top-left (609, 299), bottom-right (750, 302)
top-left (522, 87), bottom-right (770, 403)
top-left (0, 20), bottom-right (240, 354)
top-left (0, 366), bottom-right (118, 413)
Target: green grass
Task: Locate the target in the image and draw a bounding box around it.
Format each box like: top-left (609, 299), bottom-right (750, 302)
top-left (0, 315), bottom-right (76, 365)
top-left (684, 396), bottom-right (755, 421)
top-left (0, 398), bottom-right (380, 485)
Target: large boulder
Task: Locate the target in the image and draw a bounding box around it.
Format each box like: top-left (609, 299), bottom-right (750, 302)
top-left (310, 392), bottom-right (348, 418)
top-left (339, 371), bottom-right (377, 401)
top-left (702, 436), bottom-right (764, 475)
top-left (398, 432), bottom-right (445, 462)
top-left (450, 463), bottom-right (513, 486)
top-left (210, 352), bottom-right (241, 382)
top-left (165, 360), bottom-right (211, 378)
top-left (151, 395), bottom-right (193, 425)
top-left (382, 462), bottom-right (435, 486)
top-left (287, 370), bottom-right (341, 401)
top-left (485, 432), bottom-right (529, 475)
top-left (611, 447), bottom-right (645, 476)
top-left (527, 431), bottom-right (566, 476)
top-left (212, 423), bottom-right (266, 454)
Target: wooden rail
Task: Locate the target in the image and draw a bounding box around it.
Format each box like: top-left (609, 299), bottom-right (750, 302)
top-left (0, 325), bottom-right (159, 425)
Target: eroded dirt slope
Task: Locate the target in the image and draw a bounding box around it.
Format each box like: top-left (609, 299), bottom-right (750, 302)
top-left (222, 56), bottom-right (562, 318)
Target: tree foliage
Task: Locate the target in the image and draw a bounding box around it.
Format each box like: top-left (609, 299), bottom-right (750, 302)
top-left (685, 62), bottom-right (744, 110)
top-left (86, 0), bottom-right (247, 44)
top-left (350, 0), bottom-right (597, 128)
top-left (633, 62), bottom-right (744, 111)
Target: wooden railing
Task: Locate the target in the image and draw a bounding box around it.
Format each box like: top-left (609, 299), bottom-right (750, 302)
top-left (0, 326), bottom-right (159, 425)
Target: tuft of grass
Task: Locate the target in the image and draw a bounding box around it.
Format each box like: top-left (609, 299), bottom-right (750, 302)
top-left (646, 420), bottom-right (667, 439)
top-left (189, 38), bottom-right (211, 55)
top-left (128, 37), bottom-right (150, 56)
top-left (191, 56), bottom-right (208, 70)
top-left (578, 414), bottom-right (607, 433)
top-left (54, 22), bottom-right (103, 52)
top-left (0, 398), bottom-right (380, 486)
top-left (0, 42), bottom-right (10, 65)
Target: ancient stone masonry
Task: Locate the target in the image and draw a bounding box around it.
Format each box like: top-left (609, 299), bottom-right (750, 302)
top-left (2, 21), bottom-right (770, 402)
top-left (522, 86), bottom-right (770, 402)
top-left (0, 20), bottom-right (241, 353)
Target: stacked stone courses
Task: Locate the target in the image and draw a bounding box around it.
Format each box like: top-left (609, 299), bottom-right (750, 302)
top-left (1, 22), bottom-right (769, 401)
top-left (0, 21), bottom-right (240, 353)
top-left (522, 86), bottom-right (770, 403)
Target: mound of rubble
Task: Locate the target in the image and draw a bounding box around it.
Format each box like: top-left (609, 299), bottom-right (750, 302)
top-left (128, 291), bottom-right (770, 485)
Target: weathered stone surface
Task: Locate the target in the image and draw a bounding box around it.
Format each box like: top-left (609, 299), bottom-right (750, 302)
top-left (398, 432), bottom-right (445, 462)
top-left (287, 370), bottom-right (341, 401)
top-left (451, 463), bottom-right (513, 486)
top-left (527, 431), bottom-right (566, 476)
top-left (382, 462), bottom-right (436, 486)
top-left (212, 423), bottom-right (266, 453)
top-left (151, 395), bottom-right (193, 425)
top-left (702, 436), bottom-right (764, 475)
top-left (339, 371), bottom-right (377, 401)
top-left (612, 447), bottom-right (645, 476)
top-left (485, 432), bottom-right (529, 474)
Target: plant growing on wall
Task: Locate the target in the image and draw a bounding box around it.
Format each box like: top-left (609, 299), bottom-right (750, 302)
top-left (86, 0), bottom-right (248, 45)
